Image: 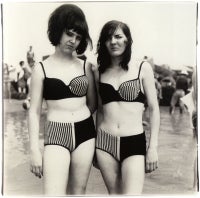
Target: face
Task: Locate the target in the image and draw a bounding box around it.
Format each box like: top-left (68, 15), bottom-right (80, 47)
top-left (59, 29), bottom-right (82, 54)
top-left (105, 28), bottom-right (128, 57)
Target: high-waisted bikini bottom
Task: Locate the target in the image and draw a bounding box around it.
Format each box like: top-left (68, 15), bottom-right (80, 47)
top-left (44, 115), bottom-right (96, 152)
top-left (96, 129), bottom-right (146, 162)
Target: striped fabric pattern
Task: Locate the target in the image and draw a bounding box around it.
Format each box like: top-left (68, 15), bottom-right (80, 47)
top-left (96, 129), bottom-right (120, 161)
top-left (118, 79), bottom-right (140, 101)
top-left (70, 75), bottom-right (88, 96)
top-left (44, 121), bottom-right (75, 152)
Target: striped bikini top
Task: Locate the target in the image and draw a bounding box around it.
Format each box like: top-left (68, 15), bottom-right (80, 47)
top-left (40, 60), bottom-right (88, 100)
top-left (99, 61), bottom-right (146, 105)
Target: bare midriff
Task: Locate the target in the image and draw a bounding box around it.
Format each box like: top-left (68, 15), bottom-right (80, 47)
top-left (99, 102), bottom-right (145, 136)
top-left (45, 97), bottom-right (91, 122)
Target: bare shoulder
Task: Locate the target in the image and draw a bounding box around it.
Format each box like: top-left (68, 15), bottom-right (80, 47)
top-left (38, 55), bottom-right (54, 70)
top-left (141, 61), bottom-right (153, 71)
top-left (140, 61), bottom-right (154, 77)
top-left (129, 59), bottom-right (152, 74)
top-left (32, 62), bottom-right (45, 79)
top-left (84, 59), bottom-right (98, 72)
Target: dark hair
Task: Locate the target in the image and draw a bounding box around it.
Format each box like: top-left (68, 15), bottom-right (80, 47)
top-left (97, 20), bottom-right (133, 73)
top-left (48, 4), bottom-right (92, 54)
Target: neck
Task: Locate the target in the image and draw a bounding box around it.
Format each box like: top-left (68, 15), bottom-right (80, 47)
top-left (54, 47), bottom-right (74, 61)
top-left (110, 57), bottom-right (122, 68)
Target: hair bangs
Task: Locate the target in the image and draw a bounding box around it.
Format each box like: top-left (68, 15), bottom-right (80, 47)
top-left (62, 15), bottom-right (87, 37)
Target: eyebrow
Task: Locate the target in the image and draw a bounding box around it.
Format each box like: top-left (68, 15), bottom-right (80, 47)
top-left (68, 30), bottom-right (82, 37)
top-left (114, 33), bottom-right (123, 36)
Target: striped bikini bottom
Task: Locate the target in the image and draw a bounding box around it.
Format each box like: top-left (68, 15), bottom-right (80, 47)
top-left (44, 116), bottom-right (96, 152)
top-left (96, 129), bottom-right (146, 162)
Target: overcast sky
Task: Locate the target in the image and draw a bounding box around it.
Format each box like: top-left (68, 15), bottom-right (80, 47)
top-left (2, 1), bottom-right (197, 69)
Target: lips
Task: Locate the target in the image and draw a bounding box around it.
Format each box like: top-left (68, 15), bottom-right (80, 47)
top-left (110, 47), bottom-right (119, 51)
top-left (66, 45), bottom-right (74, 49)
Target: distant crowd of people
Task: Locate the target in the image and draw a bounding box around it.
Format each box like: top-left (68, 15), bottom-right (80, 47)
top-left (150, 68), bottom-right (192, 115)
top-left (3, 46), bottom-right (35, 100)
top-left (169, 70), bottom-right (190, 114)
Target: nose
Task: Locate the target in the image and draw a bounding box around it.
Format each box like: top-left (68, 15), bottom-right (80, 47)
top-left (70, 35), bottom-right (76, 43)
top-left (110, 37), bottom-right (116, 44)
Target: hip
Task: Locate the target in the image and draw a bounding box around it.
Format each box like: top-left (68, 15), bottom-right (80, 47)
top-left (44, 115), bottom-right (96, 152)
top-left (96, 129), bottom-right (146, 162)
top-left (46, 105), bottom-right (91, 122)
top-left (98, 120), bottom-right (144, 136)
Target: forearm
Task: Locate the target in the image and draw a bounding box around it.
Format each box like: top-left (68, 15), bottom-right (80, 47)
top-left (148, 105), bottom-right (160, 148)
top-left (87, 98), bottom-right (97, 115)
top-left (96, 105), bottom-right (104, 128)
top-left (28, 110), bottom-right (41, 152)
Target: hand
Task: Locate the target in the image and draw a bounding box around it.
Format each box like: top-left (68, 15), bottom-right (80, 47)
top-left (145, 147), bottom-right (158, 173)
top-left (30, 150), bottom-right (43, 178)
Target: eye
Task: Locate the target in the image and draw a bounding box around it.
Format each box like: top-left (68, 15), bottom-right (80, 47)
top-left (115, 35), bottom-right (122, 39)
top-left (66, 30), bottom-right (73, 37)
top-left (76, 35), bottom-right (82, 41)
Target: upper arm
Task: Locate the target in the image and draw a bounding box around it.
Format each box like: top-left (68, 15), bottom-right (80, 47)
top-left (85, 61), bottom-right (98, 112)
top-left (141, 62), bottom-right (158, 108)
top-left (29, 63), bottom-right (44, 114)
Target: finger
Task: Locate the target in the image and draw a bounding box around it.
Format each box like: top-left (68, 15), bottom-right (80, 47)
top-left (149, 162), bottom-right (154, 172)
top-left (146, 162), bottom-right (152, 173)
top-left (39, 166), bottom-right (43, 176)
top-left (146, 169), bottom-right (151, 173)
top-left (30, 165), bottom-right (34, 173)
top-left (35, 167), bottom-right (42, 178)
top-left (146, 162), bottom-right (150, 172)
top-left (32, 166), bottom-right (36, 174)
top-left (154, 161), bottom-right (158, 169)
top-left (32, 166), bottom-right (40, 178)
top-left (152, 163), bottom-right (156, 171)
top-left (150, 161), bottom-right (158, 172)
top-left (38, 166), bottom-right (43, 178)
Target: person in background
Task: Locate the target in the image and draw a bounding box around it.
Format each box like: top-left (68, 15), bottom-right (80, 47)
top-left (17, 61), bottom-right (27, 94)
top-left (17, 61), bottom-right (32, 95)
top-left (181, 66), bottom-right (198, 191)
top-left (27, 45), bottom-right (35, 67)
top-left (28, 4), bottom-right (97, 195)
top-left (95, 20), bottom-right (160, 195)
top-left (191, 66), bottom-right (198, 191)
top-left (169, 70), bottom-right (189, 114)
top-left (3, 63), bottom-right (16, 101)
top-left (154, 73), bottom-right (162, 104)
top-left (22, 61), bottom-right (35, 110)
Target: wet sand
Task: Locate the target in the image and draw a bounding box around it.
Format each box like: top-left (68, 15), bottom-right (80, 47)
top-left (3, 99), bottom-right (198, 196)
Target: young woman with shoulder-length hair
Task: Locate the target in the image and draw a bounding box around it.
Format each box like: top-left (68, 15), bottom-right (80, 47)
top-left (95, 20), bottom-right (160, 195)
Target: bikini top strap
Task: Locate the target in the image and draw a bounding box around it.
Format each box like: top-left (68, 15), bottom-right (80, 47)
top-left (39, 62), bottom-right (46, 78)
top-left (83, 59), bottom-right (86, 75)
top-left (99, 68), bottom-right (101, 81)
top-left (138, 61), bottom-right (145, 78)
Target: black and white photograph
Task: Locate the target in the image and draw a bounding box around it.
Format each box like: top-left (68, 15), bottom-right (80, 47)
top-left (2, 0), bottom-right (198, 196)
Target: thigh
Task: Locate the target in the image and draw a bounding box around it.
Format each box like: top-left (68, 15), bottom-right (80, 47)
top-left (43, 145), bottom-right (71, 196)
top-left (68, 138), bottom-right (95, 194)
top-left (170, 91), bottom-right (178, 106)
top-left (121, 155), bottom-right (145, 195)
top-left (96, 149), bottom-right (121, 194)
top-left (177, 90), bottom-right (185, 106)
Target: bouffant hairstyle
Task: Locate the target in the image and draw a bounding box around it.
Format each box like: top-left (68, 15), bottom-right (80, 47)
top-left (48, 4), bottom-right (92, 54)
top-left (97, 20), bottom-right (133, 73)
